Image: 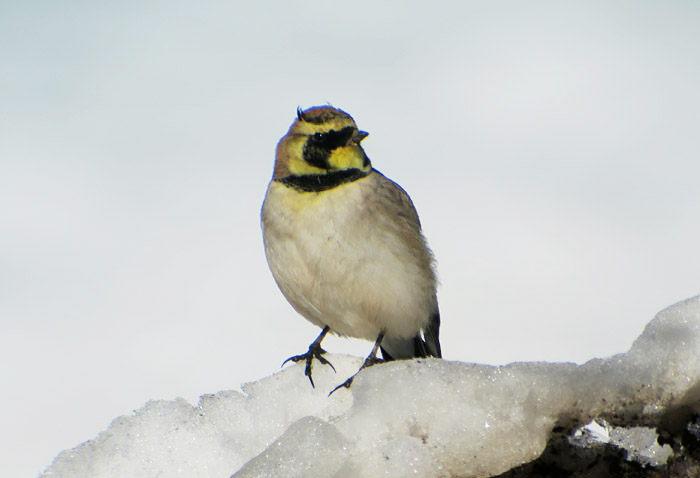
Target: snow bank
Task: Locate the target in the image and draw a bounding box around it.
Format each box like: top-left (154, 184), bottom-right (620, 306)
top-left (43, 295), bottom-right (700, 477)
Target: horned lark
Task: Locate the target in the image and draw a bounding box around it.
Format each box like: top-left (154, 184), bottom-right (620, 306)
top-left (261, 106), bottom-right (441, 390)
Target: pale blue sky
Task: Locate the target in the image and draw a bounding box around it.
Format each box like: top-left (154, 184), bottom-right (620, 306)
top-left (2, 2), bottom-right (700, 476)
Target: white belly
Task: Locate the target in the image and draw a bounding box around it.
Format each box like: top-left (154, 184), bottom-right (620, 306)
top-left (261, 175), bottom-right (436, 341)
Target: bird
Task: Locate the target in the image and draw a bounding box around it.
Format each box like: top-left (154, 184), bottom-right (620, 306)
top-left (261, 105), bottom-right (441, 391)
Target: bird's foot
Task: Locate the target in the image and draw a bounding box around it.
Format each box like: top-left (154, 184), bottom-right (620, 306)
top-left (328, 355), bottom-right (384, 396)
top-left (329, 375), bottom-right (355, 395)
top-left (282, 343), bottom-right (336, 388)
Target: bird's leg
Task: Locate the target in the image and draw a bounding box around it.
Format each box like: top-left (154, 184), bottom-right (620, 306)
top-left (282, 325), bottom-right (335, 388)
top-left (329, 331), bottom-right (385, 396)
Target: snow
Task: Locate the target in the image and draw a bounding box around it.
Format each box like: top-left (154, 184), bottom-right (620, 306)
top-left (573, 420), bottom-right (674, 467)
top-left (43, 295), bottom-right (700, 477)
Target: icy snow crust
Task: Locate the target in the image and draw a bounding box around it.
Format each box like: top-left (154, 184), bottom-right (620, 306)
top-left (43, 295), bottom-right (700, 478)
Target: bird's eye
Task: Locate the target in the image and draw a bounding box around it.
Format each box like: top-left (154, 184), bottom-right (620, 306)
top-left (313, 132), bottom-right (327, 141)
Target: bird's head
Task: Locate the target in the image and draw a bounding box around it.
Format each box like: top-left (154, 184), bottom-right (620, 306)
top-left (273, 106), bottom-right (371, 179)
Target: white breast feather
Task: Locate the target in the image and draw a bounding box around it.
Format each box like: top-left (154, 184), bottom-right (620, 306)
top-left (262, 173), bottom-right (436, 341)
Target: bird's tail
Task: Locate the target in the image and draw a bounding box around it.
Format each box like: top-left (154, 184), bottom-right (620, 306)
top-left (380, 311), bottom-right (442, 360)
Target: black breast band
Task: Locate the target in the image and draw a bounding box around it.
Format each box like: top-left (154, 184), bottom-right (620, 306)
top-left (276, 169), bottom-right (370, 192)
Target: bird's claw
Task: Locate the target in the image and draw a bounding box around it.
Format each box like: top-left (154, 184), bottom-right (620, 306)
top-left (282, 344), bottom-right (335, 388)
top-left (329, 376), bottom-right (355, 396)
top-left (328, 355), bottom-right (384, 396)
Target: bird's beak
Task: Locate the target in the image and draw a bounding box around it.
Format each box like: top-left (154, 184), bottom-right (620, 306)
top-left (353, 130), bottom-right (369, 143)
